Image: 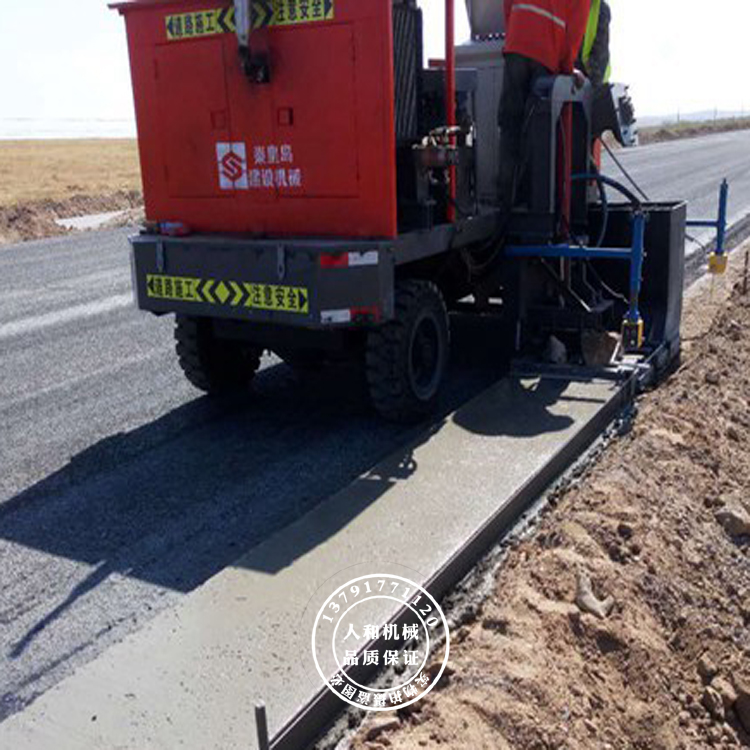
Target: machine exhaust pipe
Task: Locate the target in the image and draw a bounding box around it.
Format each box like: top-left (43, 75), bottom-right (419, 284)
top-left (464, 0), bottom-right (506, 38)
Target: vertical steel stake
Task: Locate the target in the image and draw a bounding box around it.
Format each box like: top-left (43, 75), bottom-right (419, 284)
top-left (716, 179), bottom-right (729, 257)
top-left (255, 702), bottom-right (270, 750)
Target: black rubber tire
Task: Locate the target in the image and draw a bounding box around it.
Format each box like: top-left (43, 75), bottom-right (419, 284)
top-left (366, 280), bottom-right (450, 423)
top-left (174, 315), bottom-right (262, 394)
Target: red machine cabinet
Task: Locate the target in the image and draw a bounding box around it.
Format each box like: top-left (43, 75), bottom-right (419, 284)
top-left (114, 0), bottom-right (398, 239)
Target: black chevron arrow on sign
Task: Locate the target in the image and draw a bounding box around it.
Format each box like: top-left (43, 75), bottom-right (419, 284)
top-left (252, 0), bottom-right (274, 28)
top-left (324, 0), bottom-right (334, 18)
top-left (217, 7), bottom-right (235, 33)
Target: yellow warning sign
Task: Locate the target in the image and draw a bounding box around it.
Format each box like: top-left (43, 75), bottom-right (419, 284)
top-left (165, 0), bottom-right (334, 41)
top-left (145, 275), bottom-right (203, 302)
top-left (146, 274), bottom-right (309, 315)
top-left (165, 8), bottom-right (235, 41)
top-left (243, 282), bottom-right (309, 313)
top-left (255, 0), bottom-right (335, 28)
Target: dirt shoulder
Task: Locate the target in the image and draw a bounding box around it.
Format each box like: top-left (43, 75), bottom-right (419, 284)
top-left (0, 139), bottom-right (143, 245)
top-left (349, 248), bottom-right (750, 750)
top-left (0, 191), bottom-right (143, 245)
top-left (640, 118), bottom-right (750, 146)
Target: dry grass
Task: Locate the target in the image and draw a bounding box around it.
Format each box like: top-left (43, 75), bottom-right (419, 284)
top-left (0, 139), bottom-right (142, 206)
top-left (639, 117), bottom-right (750, 146)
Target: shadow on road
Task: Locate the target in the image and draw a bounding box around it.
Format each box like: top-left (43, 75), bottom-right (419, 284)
top-left (0, 314), bottom-right (573, 656)
top-left (453, 377), bottom-right (574, 437)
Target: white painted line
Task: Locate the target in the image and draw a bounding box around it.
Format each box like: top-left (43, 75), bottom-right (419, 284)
top-left (0, 294), bottom-right (133, 340)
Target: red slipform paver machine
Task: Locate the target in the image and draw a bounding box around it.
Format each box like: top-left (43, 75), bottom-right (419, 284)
top-left (113, 0), bottom-right (687, 422)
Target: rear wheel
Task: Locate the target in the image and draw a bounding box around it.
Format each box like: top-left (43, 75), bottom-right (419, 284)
top-left (175, 315), bottom-right (262, 394)
top-left (366, 280), bottom-right (450, 423)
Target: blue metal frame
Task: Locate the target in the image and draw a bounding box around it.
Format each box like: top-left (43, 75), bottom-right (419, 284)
top-left (686, 179), bottom-right (729, 257)
top-left (505, 211), bottom-right (647, 326)
top-left (505, 245), bottom-right (631, 261)
top-left (627, 212), bottom-right (646, 324)
top-left (503, 179), bottom-right (732, 349)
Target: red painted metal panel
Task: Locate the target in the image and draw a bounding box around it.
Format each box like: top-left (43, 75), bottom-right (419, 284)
top-left (117, 0), bottom-right (397, 238)
top-left (267, 24), bottom-right (359, 199)
top-left (155, 39), bottom-right (232, 198)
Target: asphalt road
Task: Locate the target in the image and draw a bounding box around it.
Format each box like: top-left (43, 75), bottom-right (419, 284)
top-left (603, 129), bottom-right (750, 253)
top-left (2, 130), bottom-right (750, 725)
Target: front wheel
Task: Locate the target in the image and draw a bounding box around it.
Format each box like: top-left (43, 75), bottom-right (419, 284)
top-left (365, 280), bottom-right (450, 423)
top-left (175, 315), bottom-right (262, 394)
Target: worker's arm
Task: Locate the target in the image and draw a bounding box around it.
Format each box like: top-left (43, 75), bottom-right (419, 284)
top-left (564, 0), bottom-right (592, 73)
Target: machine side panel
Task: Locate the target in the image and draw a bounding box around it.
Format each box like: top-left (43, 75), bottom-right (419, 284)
top-left (154, 39), bottom-right (234, 198)
top-left (123, 6), bottom-right (242, 230)
top-left (266, 25), bottom-right (359, 199)
top-left (119, 0), bottom-right (397, 239)
top-left (456, 40), bottom-right (505, 207)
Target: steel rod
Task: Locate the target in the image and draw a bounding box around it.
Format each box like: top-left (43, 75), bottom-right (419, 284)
top-left (256, 702), bottom-right (270, 750)
top-left (445, 0), bottom-right (456, 222)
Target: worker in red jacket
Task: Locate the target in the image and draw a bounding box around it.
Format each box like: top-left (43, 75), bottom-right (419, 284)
top-left (498, 0), bottom-right (591, 216)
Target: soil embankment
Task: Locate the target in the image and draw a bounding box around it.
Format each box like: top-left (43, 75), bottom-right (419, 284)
top-left (0, 139), bottom-right (142, 245)
top-left (0, 191), bottom-right (143, 245)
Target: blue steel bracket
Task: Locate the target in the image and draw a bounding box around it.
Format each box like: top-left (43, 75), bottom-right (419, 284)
top-left (505, 210), bottom-right (648, 352)
top-left (624, 211), bottom-right (646, 350)
top-left (686, 179), bottom-right (729, 275)
top-left (504, 245), bottom-right (632, 261)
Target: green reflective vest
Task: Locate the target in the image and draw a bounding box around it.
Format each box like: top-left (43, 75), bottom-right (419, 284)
top-left (582, 0), bottom-right (612, 83)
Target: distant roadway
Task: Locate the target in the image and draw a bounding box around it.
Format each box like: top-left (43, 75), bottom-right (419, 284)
top-left (1, 129), bottom-right (750, 723)
top-left (604, 129), bottom-right (750, 253)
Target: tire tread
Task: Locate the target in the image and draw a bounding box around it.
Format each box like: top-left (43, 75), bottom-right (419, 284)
top-left (174, 316), bottom-right (262, 394)
top-left (365, 280), bottom-right (449, 423)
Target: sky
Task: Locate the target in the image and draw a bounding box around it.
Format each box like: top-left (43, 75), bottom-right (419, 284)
top-left (0, 0), bottom-right (747, 133)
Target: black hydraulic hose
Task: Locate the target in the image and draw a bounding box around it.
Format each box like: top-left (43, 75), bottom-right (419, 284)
top-left (461, 101), bottom-right (544, 278)
top-left (583, 163), bottom-right (610, 248)
top-left (602, 140), bottom-right (651, 202)
top-left (596, 172), bottom-right (609, 249)
top-left (463, 143), bottom-right (641, 277)
top-left (464, 173), bottom-right (632, 277)
top-left (602, 139), bottom-right (708, 251)
top-left (571, 172), bottom-right (642, 209)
